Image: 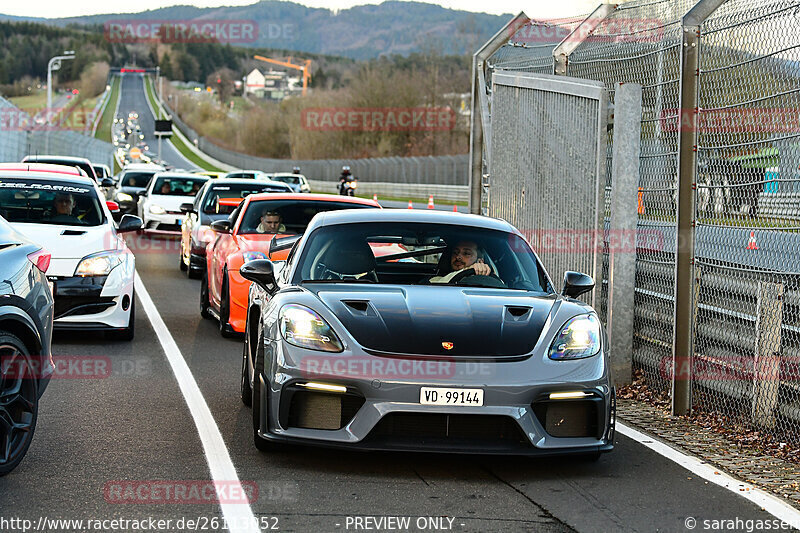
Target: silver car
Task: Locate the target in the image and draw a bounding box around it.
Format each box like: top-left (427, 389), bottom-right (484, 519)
top-left (240, 209), bottom-right (614, 458)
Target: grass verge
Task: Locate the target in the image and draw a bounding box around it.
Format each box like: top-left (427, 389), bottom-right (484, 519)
top-left (95, 76), bottom-right (120, 142)
top-left (143, 76), bottom-right (224, 172)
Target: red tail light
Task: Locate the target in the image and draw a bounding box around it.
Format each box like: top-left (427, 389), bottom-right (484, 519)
top-left (106, 201), bottom-right (120, 212)
top-left (27, 249), bottom-right (51, 273)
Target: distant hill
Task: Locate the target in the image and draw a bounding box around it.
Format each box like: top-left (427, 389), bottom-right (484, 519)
top-left (0, 1), bottom-right (511, 59)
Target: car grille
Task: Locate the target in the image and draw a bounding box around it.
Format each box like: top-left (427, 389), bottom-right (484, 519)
top-left (532, 399), bottom-right (603, 439)
top-left (284, 390), bottom-right (364, 430)
top-left (369, 413), bottom-right (528, 445)
top-left (56, 298), bottom-right (117, 318)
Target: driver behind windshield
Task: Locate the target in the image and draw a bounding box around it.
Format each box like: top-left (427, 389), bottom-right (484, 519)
top-left (428, 240), bottom-right (492, 284)
top-left (51, 193), bottom-right (81, 224)
top-left (256, 210), bottom-right (285, 234)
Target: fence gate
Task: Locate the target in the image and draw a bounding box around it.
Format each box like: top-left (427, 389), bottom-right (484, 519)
top-left (488, 71), bottom-right (607, 307)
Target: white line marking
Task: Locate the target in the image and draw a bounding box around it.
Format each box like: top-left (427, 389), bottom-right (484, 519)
top-left (617, 421), bottom-right (800, 525)
top-left (135, 273), bottom-right (260, 533)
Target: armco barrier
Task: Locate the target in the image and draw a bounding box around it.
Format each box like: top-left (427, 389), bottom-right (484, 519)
top-left (307, 180), bottom-right (468, 203)
top-left (157, 87), bottom-right (469, 186)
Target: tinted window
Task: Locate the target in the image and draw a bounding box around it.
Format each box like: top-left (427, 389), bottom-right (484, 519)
top-left (294, 222), bottom-right (553, 292)
top-left (120, 171), bottom-right (157, 188)
top-left (151, 177), bottom-right (208, 196)
top-left (0, 179), bottom-right (105, 227)
top-left (201, 184), bottom-right (290, 214)
top-left (238, 200), bottom-right (376, 235)
top-left (271, 175), bottom-right (300, 185)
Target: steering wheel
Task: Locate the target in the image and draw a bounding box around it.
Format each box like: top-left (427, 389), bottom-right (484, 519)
top-left (448, 268), bottom-right (505, 286)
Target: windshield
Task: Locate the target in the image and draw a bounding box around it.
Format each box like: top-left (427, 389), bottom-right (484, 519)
top-left (271, 175), bottom-right (301, 185)
top-left (202, 183), bottom-right (286, 215)
top-left (294, 222), bottom-right (553, 292)
top-left (0, 178), bottom-right (106, 226)
top-left (238, 200), bottom-right (377, 235)
top-left (120, 171), bottom-right (157, 188)
top-left (151, 177), bottom-right (208, 196)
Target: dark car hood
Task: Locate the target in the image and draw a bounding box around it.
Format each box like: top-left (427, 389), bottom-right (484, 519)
top-left (313, 285), bottom-right (556, 357)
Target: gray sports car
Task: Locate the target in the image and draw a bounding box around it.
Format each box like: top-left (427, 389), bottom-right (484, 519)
top-left (240, 210), bottom-right (614, 457)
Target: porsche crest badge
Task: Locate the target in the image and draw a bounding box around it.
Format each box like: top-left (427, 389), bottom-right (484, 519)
top-left (441, 341), bottom-right (454, 350)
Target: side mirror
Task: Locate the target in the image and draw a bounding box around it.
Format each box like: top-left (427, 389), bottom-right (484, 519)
top-left (117, 214), bottom-right (143, 233)
top-left (210, 220), bottom-right (231, 233)
top-left (180, 202), bottom-right (195, 214)
top-left (101, 178), bottom-right (115, 188)
top-left (139, 190), bottom-right (148, 197)
top-left (240, 259), bottom-right (277, 292)
top-left (562, 271), bottom-right (595, 298)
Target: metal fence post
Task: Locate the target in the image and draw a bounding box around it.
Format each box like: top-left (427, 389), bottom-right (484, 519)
top-left (672, 0), bottom-right (726, 416)
top-left (552, 4), bottom-right (617, 76)
top-left (469, 13), bottom-right (530, 215)
top-left (607, 82), bottom-right (642, 387)
top-left (752, 281), bottom-right (784, 428)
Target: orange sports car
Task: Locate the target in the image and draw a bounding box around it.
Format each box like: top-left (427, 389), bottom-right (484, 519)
top-left (201, 193), bottom-right (381, 336)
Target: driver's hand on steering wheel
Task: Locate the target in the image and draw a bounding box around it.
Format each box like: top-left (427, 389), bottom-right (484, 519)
top-left (472, 259), bottom-right (491, 276)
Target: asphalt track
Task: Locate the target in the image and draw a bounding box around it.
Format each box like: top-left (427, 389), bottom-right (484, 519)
top-left (1, 72), bottom-right (795, 533)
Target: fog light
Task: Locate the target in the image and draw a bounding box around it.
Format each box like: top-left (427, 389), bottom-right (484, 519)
top-left (122, 294), bottom-right (130, 311)
top-left (298, 382), bottom-right (346, 394)
top-left (549, 391), bottom-right (592, 400)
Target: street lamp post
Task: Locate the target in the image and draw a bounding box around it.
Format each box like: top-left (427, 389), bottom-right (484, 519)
top-left (46, 51), bottom-right (75, 153)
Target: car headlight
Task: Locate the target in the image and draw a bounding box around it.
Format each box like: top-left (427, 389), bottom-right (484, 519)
top-left (75, 251), bottom-right (124, 276)
top-left (117, 192), bottom-right (133, 202)
top-left (279, 304), bottom-right (343, 352)
top-left (149, 204), bottom-right (166, 214)
top-left (242, 251), bottom-right (267, 263)
top-left (549, 314), bottom-right (601, 360)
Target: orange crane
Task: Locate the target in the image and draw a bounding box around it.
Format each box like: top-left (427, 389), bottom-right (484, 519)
top-left (253, 55), bottom-right (312, 96)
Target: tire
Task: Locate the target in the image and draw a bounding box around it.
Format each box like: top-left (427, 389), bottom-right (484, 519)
top-left (0, 332), bottom-right (39, 476)
top-left (108, 293), bottom-right (135, 341)
top-left (200, 271), bottom-right (212, 319)
top-left (251, 331), bottom-right (277, 452)
top-left (240, 313), bottom-right (253, 407)
top-left (187, 264), bottom-right (202, 280)
top-left (179, 241), bottom-right (188, 272)
top-left (218, 272), bottom-right (235, 338)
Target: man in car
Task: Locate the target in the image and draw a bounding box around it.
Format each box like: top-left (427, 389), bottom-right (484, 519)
top-left (51, 193), bottom-right (81, 224)
top-left (160, 182), bottom-right (172, 195)
top-left (256, 210), bottom-right (285, 234)
top-left (428, 240), bottom-right (492, 284)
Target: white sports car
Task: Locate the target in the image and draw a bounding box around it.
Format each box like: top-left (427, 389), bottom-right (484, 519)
top-left (138, 172), bottom-right (208, 234)
top-left (0, 167), bottom-right (143, 340)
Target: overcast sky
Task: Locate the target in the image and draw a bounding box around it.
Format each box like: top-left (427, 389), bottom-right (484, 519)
top-left (2, 0), bottom-right (599, 19)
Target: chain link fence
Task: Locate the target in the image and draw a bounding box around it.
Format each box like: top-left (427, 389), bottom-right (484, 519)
top-left (474, 0), bottom-right (800, 442)
top-left (0, 95), bottom-right (115, 168)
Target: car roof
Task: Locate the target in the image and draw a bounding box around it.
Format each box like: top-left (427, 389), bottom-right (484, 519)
top-left (0, 169), bottom-right (96, 186)
top-left (153, 171), bottom-right (209, 179)
top-left (243, 193), bottom-right (380, 206)
top-left (207, 178), bottom-right (279, 187)
top-left (308, 209), bottom-right (518, 234)
top-left (23, 154), bottom-right (92, 164)
top-left (271, 172), bottom-right (305, 178)
top-left (121, 163), bottom-right (166, 171)
top-left (0, 163), bottom-right (85, 176)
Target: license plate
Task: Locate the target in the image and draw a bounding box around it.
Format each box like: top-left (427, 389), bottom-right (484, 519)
top-left (420, 387), bottom-right (484, 406)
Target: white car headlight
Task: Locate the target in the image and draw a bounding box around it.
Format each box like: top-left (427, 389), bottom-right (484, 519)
top-left (279, 304), bottom-right (343, 352)
top-left (548, 314), bottom-right (601, 360)
top-left (75, 251), bottom-right (124, 277)
top-left (149, 204), bottom-right (166, 215)
top-left (117, 192), bottom-right (133, 202)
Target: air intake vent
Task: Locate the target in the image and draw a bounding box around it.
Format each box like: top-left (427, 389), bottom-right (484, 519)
top-left (343, 300), bottom-right (370, 313)
top-left (505, 306), bottom-right (531, 318)
top-left (61, 230), bottom-right (86, 236)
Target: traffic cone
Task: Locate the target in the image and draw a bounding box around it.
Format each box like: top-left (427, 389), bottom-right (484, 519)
top-left (373, 194), bottom-right (378, 201)
top-left (427, 195), bottom-right (435, 209)
top-left (408, 200), bottom-right (413, 209)
top-left (746, 231), bottom-right (758, 250)
top-left (452, 205), bottom-right (458, 212)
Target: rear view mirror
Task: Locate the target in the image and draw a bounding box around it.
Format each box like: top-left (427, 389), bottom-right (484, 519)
top-left (240, 259), bottom-right (277, 293)
top-left (101, 178), bottom-right (114, 188)
top-left (117, 214), bottom-right (143, 233)
top-left (211, 220), bottom-right (231, 233)
top-left (180, 203), bottom-right (195, 214)
top-left (562, 271), bottom-right (595, 298)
